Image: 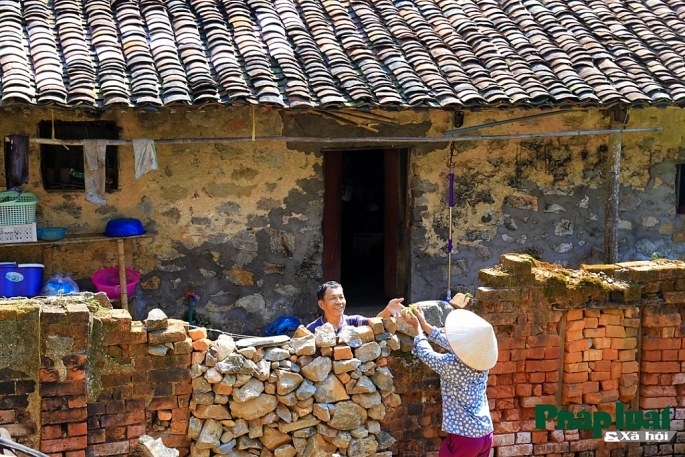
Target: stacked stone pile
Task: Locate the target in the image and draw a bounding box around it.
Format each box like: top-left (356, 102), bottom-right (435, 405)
top-left (187, 317), bottom-right (412, 457)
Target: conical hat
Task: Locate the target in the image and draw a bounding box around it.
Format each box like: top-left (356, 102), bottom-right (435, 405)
top-left (444, 309), bottom-right (498, 371)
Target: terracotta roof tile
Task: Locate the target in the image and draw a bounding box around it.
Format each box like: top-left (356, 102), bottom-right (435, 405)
top-left (4, 0), bottom-right (685, 108)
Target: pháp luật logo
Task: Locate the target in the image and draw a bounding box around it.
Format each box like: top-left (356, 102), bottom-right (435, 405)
top-left (535, 403), bottom-right (674, 442)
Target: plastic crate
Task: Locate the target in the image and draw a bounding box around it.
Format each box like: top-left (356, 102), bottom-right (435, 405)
top-left (0, 223), bottom-right (37, 244)
top-left (0, 191), bottom-right (39, 226)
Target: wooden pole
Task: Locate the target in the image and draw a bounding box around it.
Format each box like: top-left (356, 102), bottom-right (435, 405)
top-left (25, 127), bottom-right (661, 147)
top-left (604, 109), bottom-right (626, 264)
top-left (117, 239), bottom-right (128, 312)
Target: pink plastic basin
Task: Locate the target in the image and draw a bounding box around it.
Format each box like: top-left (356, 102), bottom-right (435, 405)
top-left (92, 268), bottom-right (140, 299)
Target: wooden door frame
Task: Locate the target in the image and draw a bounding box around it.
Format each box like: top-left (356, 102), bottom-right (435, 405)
top-left (322, 148), bottom-right (406, 296)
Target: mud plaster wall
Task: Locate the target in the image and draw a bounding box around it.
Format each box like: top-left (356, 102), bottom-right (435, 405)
top-left (410, 107), bottom-right (685, 301)
top-left (0, 106), bottom-right (435, 334)
top-left (0, 106), bottom-right (681, 332)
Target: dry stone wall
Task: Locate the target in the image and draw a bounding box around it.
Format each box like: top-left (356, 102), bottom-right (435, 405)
top-left (187, 320), bottom-right (406, 457)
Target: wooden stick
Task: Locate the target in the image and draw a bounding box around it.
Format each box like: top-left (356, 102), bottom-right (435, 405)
top-left (26, 127), bottom-right (662, 147)
top-left (604, 111), bottom-right (626, 263)
top-left (117, 239), bottom-right (128, 312)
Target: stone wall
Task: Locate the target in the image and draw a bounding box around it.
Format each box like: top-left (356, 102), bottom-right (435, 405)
top-left (0, 106), bottom-right (684, 334)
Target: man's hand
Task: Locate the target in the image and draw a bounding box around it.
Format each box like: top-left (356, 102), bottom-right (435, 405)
top-left (377, 298), bottom-right (404, 318)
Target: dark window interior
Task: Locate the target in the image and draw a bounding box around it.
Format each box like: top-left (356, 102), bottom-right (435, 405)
top-left (39, 121), bottom-right (119, 191)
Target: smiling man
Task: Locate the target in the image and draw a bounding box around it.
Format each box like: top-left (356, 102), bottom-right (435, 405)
top-left (306, 280), bottom-right (405, 334)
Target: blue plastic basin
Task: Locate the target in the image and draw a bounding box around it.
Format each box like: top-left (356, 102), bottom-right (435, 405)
top-left (104, 218), bottom-right (145, 237)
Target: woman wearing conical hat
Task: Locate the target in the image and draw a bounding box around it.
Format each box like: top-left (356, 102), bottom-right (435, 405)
top-left (401, 306), bottom-right (497, 457)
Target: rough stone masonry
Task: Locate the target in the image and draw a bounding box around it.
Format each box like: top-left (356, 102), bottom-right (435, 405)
top-left (186, 320), bottom-right (407, 457)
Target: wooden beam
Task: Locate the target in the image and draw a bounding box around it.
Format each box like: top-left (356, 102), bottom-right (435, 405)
top-left (323, 151), bottom-right (343, 282)
top-left (604, 108), bottom-right (627, 263)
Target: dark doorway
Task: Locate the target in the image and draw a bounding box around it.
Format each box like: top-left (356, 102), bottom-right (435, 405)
top-left (340, 150), bottom-right (386, 307)
top-left (323, 149), bottom-right (407, 309)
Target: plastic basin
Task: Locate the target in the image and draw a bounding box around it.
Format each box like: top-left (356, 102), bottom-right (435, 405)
top-left (37, 227), bottom-right (67, 240)
top-left (104, 218), bottom-right (145, 237)
top-left (92, 268), bottom-right (140, 299)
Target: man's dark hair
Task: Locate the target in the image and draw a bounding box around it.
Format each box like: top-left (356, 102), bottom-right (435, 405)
top-left (317, 281), bottom-right (342, 300)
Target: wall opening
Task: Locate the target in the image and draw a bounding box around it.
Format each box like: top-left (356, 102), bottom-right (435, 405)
top-left (340, 150), bottom-right (386, 308)
top-left (39, 121), bottom-right (119, 191)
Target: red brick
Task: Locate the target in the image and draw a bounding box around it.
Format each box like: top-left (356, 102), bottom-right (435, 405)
top-left (622, 361), bottom-right (639, 373)
top-left (584, 328), bottom-right (605, 338)
top-left (498, 337), bottom-right (526, 350)
top-left (67, 423), bottom-right (87, 436)
top-left (564, 352), bottom-right (582, 364)
top-left (105, 427), bottom-right (126, 442)
top-left (584, 317), bottom-right (599, 328)
top-left (490, 362), bottom-right (516, 375)
top-left (86, 441), bottom-right (130, 457)
top-left (42, 408), bottom-right (88, 425)
top-left (87, 430), bottom-right (105, 445)
top-left (567, 309), bottom-right (583, 320)
top-left (99, 411), bottom-right (145, 428)
top-left (643, 313), bottom-right (682, 327)
top-left (605, 325), bottom-right (626, 338)
top-left (103, 331), bottom-right (146, 346)
top-left (611, 362), bottom-right (622, 379)
top-left (148, 396), bottom-right (178, 411)
top-left (161, 435), bottom-right (191, 449)
top-left (663, 349), bottom-right (678, 361)
top-left (528, 372), bottom-right (544, 383)
top-left (544, 347), bottom-right (560, 359)
top-left (192, 338), bottom-right (211, 352)
top-left (602, 349), bottom-right (618, 360)
top-left (589, 371), bottom-right (610, 382)
top-left (515, 384), bottom-right (532, 397)
top-left (566, 320), bottom-right (586, 331)
top-left (598, 314), bottom-right (621, 326)
top-left (611, 338), bottom-right (637, 350)
top-left (566, 329), bottom-right (585, 342)
top-left (592, 338), bottom-right (612, 349)
top-left (526, 360), bottom-right (560, 372)
top-left (563, 372), bottom-right (588, 383)
top-left (65, 451), bottom-right (86, 457)
top-left (582, 381), bottom-right (600, 393)
top-left (42, 380), bottom-right (86, 397)
top-left (170, 420), bottom-right (189, 435)
top-left (527, 334), bottom-right (560, 348)
top-left (126, 424), bottom-right (145, 439)
top-left (42, 425), bottom-right (63, 440)
top-left (565, 340), bottom-right (589, 352)
top-left (641, 361), bottom-right (681, 373)
top-left (67, 397), bottom-right (87, 409)
top-left (643, 350), bottom-right (662, 362)
top-left (640, 385), bottom-right (677, 396)
top-left (589, 360), bottom-right (611, 371)
top-left (601, 379), bottom-right (619, 390)
top-left (639, 397), bottom-right (677, 409)
top-left (187, 327), bottom-right (207, 340)
top-left (41, 436), bottom-right (87, 453)
top-left (643, 337), bottom-right (681, 350)
top-left (101, 373), bottom-right (132, 388)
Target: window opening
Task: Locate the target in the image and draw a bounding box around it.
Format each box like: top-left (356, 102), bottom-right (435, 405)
top-left (39, 121), bottom-right (119, 191)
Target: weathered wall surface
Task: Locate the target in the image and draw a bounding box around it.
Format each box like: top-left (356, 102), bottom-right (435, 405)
top-left (409, 108), bottom-right (685, 300)
top-left (0, 304), bottom-right (40, 450)
top-left (0, 106), bottom-right (683, 332)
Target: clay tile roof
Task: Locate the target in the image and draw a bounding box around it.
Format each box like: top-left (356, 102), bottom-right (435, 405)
top-left (5, 0), bottom-right (685, 109)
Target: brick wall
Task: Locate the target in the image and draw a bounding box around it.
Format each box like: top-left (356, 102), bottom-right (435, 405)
top-left (4, 257), bottom-right (685, 457)
top-left (386, 255), bottom-right (685, 457)
top-left (0, 304), bottom-right (40, 451)
top-left (0, 298), bottom-right (191, 457)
